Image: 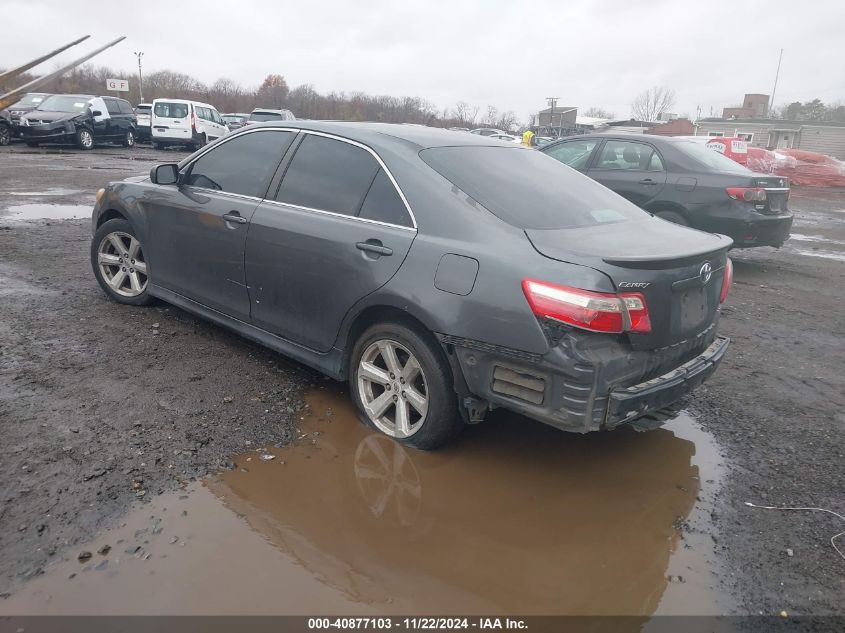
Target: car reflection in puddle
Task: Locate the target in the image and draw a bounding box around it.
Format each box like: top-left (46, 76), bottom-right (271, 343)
top-left (0, 384), bottom-right (726, 617)
top-left (211, 384), bottom-right (725, 616)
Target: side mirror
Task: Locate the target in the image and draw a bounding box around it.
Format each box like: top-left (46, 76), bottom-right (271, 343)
top-left (91, 110), bottom-right (102, 117)
top-left (150, 164), bottom-right (179, 185)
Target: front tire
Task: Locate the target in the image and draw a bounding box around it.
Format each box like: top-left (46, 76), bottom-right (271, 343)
top-left (76, 127), bottom-right (94, 150)
top-left (349, 322), bottom-right (462, 450)
top-left (0, 124), bottom-right (10, 146)
top-left (91, 218), bottom-right (153, 306)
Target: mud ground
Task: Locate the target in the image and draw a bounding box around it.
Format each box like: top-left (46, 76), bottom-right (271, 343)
top-left (0, 144), bottom-right (843, 618)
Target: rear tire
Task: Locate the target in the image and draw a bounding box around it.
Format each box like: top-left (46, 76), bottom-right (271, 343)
top-left (122, 129), bottom-right (135, 148)
top-left (0, 124), bottom-right (10, 146)
top-left (349, 322), bottom-right (462, 450)
top-left (655, 210), bottom-right (689, 227)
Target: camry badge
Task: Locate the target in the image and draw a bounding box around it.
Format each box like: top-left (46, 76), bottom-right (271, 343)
top-left (699, 262), bottom-right (713, 284)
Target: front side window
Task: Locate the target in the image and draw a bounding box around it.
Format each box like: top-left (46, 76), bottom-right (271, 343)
top-left (105, 99), bottom-right (121, 115)
top-left (154, 102), bottom-right (189, 118)
top-left (184, 130), bottom-right (295, 197)
top-left (595, 140), bottom-right (655, 171)
top-left (276, 135), bottom-right (380, 216)
top-left (544, 139), bottom-right (599, 171)
top-left (118, 100), bottom-right (134, 114)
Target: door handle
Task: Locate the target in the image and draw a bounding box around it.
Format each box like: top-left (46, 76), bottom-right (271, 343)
top-left (638, 178), bottom-right (658, 185)
top-left (222, 212), bottom-right (248, 225)
top-left (356, 241), bottom-right (393, 256)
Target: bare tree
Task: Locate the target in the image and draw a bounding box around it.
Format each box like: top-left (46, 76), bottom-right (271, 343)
top-left (630, 87), bottom-right (675, 122)
top-left (452, 101), bottom-right (479, 128)
top-left (256, 74), bottom-right (290, 108)
top-left (582, 106), bottom-right (615, 119)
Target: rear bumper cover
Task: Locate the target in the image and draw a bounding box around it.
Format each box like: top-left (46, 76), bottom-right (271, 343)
top-left (445, 325), bottom-right (729, 433)
top-left (606, 335), bottom-right (729, 424)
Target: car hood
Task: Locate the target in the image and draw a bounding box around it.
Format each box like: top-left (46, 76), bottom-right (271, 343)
top-left (22, 110), bottom-right (83, 123)
top-left (525, 217), bottom-right (732, 266)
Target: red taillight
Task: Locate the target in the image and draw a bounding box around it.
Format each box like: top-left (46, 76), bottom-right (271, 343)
top-left (521, 279), bottom-right (651, 334)
top-left (191, 110), bottom-right (196, 132)
top-left (726, 187), bottom-right (767, 202)
top-left (720, 258), bottom-right (733, 303)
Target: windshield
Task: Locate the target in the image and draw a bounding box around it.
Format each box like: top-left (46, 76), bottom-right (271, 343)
top-left (250, 112), bottom-right (282, 122)
top-left (36, 95), bottom-right (91, 113)
top-left (12, 94), bottom-right (48, 108)
top-left (154, 102), bottom-right (189, 118)
top-left (675, 140), bottom-right (751, 174)
top-left (420, 146), bottom-right (648, 230)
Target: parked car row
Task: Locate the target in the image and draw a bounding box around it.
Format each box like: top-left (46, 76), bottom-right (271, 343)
top-left (0, 91), bottom-right (296, 150)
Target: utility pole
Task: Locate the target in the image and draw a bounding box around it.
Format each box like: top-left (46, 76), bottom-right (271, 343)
top-left (134, 51), bottom-right (144, 103)
top-left (546, 96), bottom-right (559, 136)
top-left (769, 48), bottom-right (783, 118)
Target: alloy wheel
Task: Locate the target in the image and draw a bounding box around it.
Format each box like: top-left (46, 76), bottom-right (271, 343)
top-left (357, 339), bottom-right (428, 439)
top-left (80, 129), bottom-right (93, 149)
top-left (97, 231), bottom-right (148, 297)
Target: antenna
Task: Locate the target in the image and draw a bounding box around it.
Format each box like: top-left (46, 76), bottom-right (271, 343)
top-left (770, 48), bottom-right (783, 117)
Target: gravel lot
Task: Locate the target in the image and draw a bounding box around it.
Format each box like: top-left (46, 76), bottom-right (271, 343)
top-left (0, 143), bottom-right (843, 616)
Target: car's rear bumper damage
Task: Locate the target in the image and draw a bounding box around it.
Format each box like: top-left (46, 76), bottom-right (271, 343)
top-left (442, 325), bottom-right (729, 433)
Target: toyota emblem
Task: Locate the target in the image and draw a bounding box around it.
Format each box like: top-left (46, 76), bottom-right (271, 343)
top-left (699, 262), bottom-right (713, 284)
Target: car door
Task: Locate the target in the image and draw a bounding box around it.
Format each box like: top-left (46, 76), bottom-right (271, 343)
top-left (103, 98), bottom-right (124, 140)
top-left (245, 132), bottom-right (416, 351)
top-left (88, 97), bottom-right (110, 139)
top-left (543, 138), bottom-right (601, 172)
top-left (210, 109), bottom-right (227, 139)
top-left (586, 139), bottom-right (667, 207)
top-left (143, 129), bottom-right (294, 321)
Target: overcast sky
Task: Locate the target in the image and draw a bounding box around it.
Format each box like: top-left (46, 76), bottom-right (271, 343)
top-left (4, 0), bottom-right (844, 120)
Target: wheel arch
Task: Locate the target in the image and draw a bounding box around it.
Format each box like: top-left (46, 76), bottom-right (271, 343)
top-left (96, 208), bottom-right (129, 229)
top-left (644, 200), bottom-right (691, 220)
top-left (337, 303), bottom-right (440, 380)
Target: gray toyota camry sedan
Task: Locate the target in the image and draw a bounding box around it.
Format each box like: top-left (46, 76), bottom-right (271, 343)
top-left (90, 122), bottom-right (732, 449)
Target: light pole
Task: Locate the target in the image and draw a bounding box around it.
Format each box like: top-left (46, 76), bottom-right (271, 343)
top-left (134, 51), bottom-right (144, 102)
top-left (546, 97), bottom-right (559, 136)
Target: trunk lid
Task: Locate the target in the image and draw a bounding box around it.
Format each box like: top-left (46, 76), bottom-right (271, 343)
top-left (525, 218), bottom-right (732, 350)
top-left (752, 175), bottom-right (790, 215)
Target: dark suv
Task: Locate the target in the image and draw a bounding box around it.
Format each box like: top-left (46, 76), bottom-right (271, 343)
top-left (19, 94), bottom-right (137, 150)
top-left (541, 134), bottom-right (793, 248)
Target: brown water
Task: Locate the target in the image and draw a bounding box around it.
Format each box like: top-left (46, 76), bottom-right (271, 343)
top-left (0, 385), bottom-right (727, 616)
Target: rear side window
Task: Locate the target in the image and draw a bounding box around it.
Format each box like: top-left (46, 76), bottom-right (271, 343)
top-left (185, 130), bottom-right (295, 197)
top-left (154, 102), bottom-right (189, 118)
top-left (359, 169), bottom-right (412, 227)
top-left (276, 135), bottom-right (379, 216)
top-left (420, 146), bottom-right (647, 230)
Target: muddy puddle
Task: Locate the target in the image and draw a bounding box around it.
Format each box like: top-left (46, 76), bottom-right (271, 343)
top-left (0, 386), bottom-right (728, 616)
top-left (0, 203), bottom-right (90, 221)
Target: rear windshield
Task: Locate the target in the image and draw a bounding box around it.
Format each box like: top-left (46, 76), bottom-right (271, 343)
top-left (154, 102), bottom-right (189, 118)
top-left (136, 104), bottom-right (152, 112)
top-left (36, 95), bottom-right (92, 113)
top-left (419, 146), bottom-right (648, 230)
top-left (675, 141), bottom-right (751, 175)
top-left (250, 112), bottom-right (283, 122)
top-left (223, 115), bottom-right (244, 123)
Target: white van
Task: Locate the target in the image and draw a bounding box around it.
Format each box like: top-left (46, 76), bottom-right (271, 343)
top-left (150, 99), bottom-right (228, 149)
